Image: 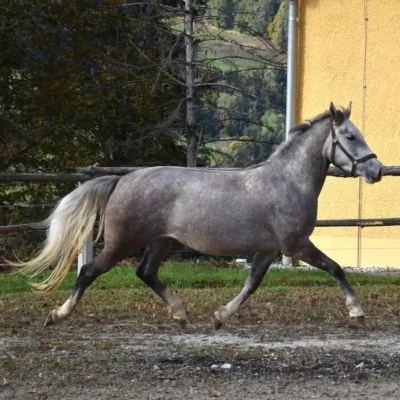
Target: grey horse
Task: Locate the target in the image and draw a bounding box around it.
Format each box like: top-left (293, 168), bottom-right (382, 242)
top-left (14, 102), bottom-right (383, 329)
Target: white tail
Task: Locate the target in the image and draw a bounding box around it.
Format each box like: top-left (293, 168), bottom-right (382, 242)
top-left (10, 176), bottom-right (120, 293)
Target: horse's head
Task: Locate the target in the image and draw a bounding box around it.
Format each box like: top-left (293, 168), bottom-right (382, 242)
top-left (324, 102), bottom-right (383, 183)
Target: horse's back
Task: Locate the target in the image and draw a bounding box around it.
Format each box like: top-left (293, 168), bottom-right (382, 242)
top-left (103, 166), bottom-right (279, 255)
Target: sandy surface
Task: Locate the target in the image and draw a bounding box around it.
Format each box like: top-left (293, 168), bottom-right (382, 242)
top-left (1, 319), bottom-right (399, 400)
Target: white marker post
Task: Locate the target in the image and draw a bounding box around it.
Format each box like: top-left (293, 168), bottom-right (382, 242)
top-left (78, 231), bottom-right (93, 275)
top-left (77, 182), bottom-right (94, 274)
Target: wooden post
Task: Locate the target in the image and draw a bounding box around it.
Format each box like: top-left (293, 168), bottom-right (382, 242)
top-left (0, 166), bottom-right (399, 182)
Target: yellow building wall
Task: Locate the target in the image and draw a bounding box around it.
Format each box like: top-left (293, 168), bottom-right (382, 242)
top-left (297, 0), bottom-right (400, 267)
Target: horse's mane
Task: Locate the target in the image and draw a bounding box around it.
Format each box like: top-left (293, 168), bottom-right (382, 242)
top-left (245, 105), bottom-right (349, 170)
top-left (289, 110), bottom-right (331, 134)
top-left (289, 104), bottom-right (349, 134)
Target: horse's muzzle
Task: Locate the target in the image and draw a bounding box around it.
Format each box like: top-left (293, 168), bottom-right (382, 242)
top-left (365, 166), bottom-right (383, 184)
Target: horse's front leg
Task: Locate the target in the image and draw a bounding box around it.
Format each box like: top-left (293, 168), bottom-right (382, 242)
top-left (213, 251), bottom-right (278, 330)
top-left (295, 239), bottom-right (364, 322)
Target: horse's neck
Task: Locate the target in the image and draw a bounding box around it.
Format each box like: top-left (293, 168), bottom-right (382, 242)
top-left (271, 124), bottom-right (330, 197)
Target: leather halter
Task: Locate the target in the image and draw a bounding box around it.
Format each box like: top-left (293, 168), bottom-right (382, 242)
top-left (330, 122), bottom-right (377, 177)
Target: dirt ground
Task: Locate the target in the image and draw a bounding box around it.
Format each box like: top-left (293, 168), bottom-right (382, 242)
top-left (1, 316), bottom-right (400, 400)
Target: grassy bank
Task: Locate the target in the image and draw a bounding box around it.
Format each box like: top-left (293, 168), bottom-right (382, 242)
top-left (2, 262), bottom-right (399, 332)
top-left (2, 262), bottom-right (400, 295)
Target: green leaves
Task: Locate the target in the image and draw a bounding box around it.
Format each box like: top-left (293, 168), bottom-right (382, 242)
top-left (0, 1), bottom-right (188, 250)
top-left (0, 0), bottom-right (186, 176)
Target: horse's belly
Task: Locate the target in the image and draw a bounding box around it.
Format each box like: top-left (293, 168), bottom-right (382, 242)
top-left (169, 228), bottom-right (274, 256)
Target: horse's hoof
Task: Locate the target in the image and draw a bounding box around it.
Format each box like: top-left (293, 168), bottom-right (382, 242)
top-left (213, 312), bottom-right (223, 330)
top-left (171, 311), bottom-right (188, 330)
top-left (44, 311), bottom-right (55, 327)
top-left (349, 315), bottom-right (365, 325)
top-left (177, 318), bottom-right (188, 330)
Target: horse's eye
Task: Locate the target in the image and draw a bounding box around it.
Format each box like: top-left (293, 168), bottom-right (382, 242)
top-left (347, 134), bottom-right (356, 141)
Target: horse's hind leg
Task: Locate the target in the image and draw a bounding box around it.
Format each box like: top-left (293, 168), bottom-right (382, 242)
top-left (45, 247), bottom-right (121, 326)
top-left (295, 239), bottom-right (364, 322)
top-left (213, 251), bottom-right (278, 330)
top-left (136, 238), bottom-right (188, 328)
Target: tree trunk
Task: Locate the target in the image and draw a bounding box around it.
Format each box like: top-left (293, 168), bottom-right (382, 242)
top-left (184, 0), bottom-right (198, 167)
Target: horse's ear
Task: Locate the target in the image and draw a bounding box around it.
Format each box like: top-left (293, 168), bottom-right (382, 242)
top-left (345, 101), bottom-right (352, 119)
top-left (329, 102), bottom-right (344, 124)
top-left (329, 102), bottom-right (336, 119)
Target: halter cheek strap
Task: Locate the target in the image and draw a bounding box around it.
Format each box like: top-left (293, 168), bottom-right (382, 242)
top-left (330, 124), bottom-right (377, 177)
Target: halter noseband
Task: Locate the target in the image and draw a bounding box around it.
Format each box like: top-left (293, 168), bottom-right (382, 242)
top-left (330, 122), bottom-right (377, 177)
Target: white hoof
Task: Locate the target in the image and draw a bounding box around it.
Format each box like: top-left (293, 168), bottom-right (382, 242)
top-left (44, 310), bottom-right (57, 327)
top-left (213, 311), bottom-right (224, 330)
top-left (349, 315), bottom-right (365, 324)
top-left (172, 314), bottom-right (188, 330)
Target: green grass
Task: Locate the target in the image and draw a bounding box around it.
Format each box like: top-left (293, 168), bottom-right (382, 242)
top-left (1, 262), bottom-right (399, 296)
top-left (2, 262), bottom-right (400, 332)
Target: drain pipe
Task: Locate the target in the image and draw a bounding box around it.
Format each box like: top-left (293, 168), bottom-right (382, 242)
top-left (282, 0), bottom-right (298, 267)
top-left (285, 0), bottom-right (298, 140)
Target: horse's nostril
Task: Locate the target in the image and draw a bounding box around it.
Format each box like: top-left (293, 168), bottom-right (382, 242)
top-left (374, 167), bottom-right (383, 182)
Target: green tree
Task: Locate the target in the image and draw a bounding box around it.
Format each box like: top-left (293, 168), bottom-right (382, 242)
top-left (0, 0), bottom-right (192, 225)
top-left (206, 0), bottom-right (235, 30)
top-left (0, 0), bottom-right (187, 176)
top-left (268, 0), bottom-right (288, 49)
